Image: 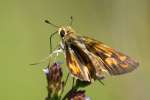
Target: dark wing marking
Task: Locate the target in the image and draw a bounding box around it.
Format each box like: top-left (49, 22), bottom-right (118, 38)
top-left (80, 36), bottom-right (139, 75)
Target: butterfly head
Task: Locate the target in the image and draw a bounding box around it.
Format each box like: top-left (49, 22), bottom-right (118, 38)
top-left (58, 26), bottom-right (75, 38)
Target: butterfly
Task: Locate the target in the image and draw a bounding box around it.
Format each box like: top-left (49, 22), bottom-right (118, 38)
top-left (44, 17), bottom-right (139, 82)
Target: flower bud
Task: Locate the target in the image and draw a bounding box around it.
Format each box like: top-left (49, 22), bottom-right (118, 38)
top-left (68, 90), bottom-right (90, 100)
top-left (43, 62), bottom-right (63, 99)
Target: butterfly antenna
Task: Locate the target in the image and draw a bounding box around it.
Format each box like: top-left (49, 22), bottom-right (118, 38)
top-left (44, 19), bottom-right (60, 53)
top-left (69, 16), bottom-right (73, 26)
top-left (44, 19), bottom-right (60, 28)
top-left (98, 80), bottom-right (104, 85)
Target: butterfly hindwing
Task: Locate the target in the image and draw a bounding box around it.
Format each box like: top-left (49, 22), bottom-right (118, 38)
top-left (80, 36), bottom-right (139, 75)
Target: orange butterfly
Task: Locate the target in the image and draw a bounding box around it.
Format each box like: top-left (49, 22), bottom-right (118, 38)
top-left (44, 17), bottom-right (139, 82)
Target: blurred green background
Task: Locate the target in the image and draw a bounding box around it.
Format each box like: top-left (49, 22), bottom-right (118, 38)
top-left (0, 0), bottom-right (150, 100)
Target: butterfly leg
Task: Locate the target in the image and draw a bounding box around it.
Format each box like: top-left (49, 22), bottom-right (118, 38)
top-left (72, 78), bottom-right (75, 88)
top-left (64, 73), bottom-right (70, 86)
top-left (97, 76), bottom-right (105, 85)
top-left (59, 73), bottom-right (70, 98)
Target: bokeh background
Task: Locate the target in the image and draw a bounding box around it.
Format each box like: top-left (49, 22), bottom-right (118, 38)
top-left (0, 0), bottom-right (150, 100)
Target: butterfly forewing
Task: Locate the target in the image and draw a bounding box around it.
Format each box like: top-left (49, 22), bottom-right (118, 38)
top-left (65, 42), bottom-right (92, 81)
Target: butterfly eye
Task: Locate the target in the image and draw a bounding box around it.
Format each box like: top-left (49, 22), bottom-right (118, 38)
top-left (60, 30), bottom-right (66, 38)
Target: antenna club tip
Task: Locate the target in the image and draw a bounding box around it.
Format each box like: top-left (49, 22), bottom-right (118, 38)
top-left (44, 20), bottom-right (50, 24)
top-left (70, 16), bottom-right (73, 19)
top-left (44, 19), bottom-right (59, 28)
